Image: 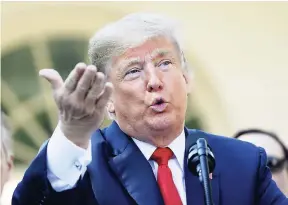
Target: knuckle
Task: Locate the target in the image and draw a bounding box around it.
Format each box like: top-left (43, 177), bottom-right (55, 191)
top-left (62, 97), bottom-right (72, 109)
top-left (54, 89), bottom-right (64, 103)
top-left (77, 80), bottom-right (91, 91)
top-left (69, 94), bottom-right (87, 111)
top-left (88, 89), bottom-right (100, 98)
top-left (77, 84), bottom-right (89, 91)
top-left (70, 93), bottom-right (80, 104)
top-left (85, 104), bottom-right (95, 114)
top-left (67, 77), bottom-right (77, 86)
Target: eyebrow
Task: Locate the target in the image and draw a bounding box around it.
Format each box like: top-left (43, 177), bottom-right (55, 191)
top-left (119, 57), bottom-right (141, 69)
top-left (150, 49), bottom-right (170, 60)
top-left (119, 49), bottom-right (172, 70)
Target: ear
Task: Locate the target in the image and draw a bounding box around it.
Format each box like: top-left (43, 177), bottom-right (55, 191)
top-left (183, 71), bottom-right (192, 95)
top-left (107, 100), bottom-right (115, 115)
top-left (180, 51), bottom-right (193, 95)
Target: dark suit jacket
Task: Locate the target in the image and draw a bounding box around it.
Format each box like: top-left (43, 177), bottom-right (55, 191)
top-left (12, 121), bottom-right (287, 205)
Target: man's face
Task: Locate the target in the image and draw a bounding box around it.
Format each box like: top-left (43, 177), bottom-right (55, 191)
top-left (239, 134), bottom-right (288, 195)
top-left (109, 37), bottom-right (189, 143)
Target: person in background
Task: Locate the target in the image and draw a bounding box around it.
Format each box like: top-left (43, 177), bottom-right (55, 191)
top-left (0, 111), bottom-right (14, 198)
top-left (234, 129), bottom-right (288, 195)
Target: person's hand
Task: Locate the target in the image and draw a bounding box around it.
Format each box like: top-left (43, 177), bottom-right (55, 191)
top-left (39, 63), bottom-right (113, 148)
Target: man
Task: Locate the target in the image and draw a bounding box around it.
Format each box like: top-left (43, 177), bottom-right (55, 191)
top-left (234, 129), bottom-right (288, 195)
top-left (1, 112), bottom-right (14, 198)
top-left (12, 13), bottom-right (287, 205)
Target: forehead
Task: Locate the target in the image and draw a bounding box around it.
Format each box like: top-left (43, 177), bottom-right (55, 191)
top-left (116, 37), bottom-right (178, 63)
top-left (239, 133), bottom-right (285, 158)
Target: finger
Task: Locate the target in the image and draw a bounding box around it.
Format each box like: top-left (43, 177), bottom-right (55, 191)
top-left (96, 82), bottom-right (114, 108)
top-left (64, 62), bottom-right (87, 93)
top-left (75, 65), bottom-right (97, 100)
top-left (85, 72), bottom-right (105, 105)
top-left (39, 69), bottom-right (63, 90)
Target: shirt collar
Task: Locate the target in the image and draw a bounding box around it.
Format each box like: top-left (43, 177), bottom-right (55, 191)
top-left (132, 129), bottom-right (186, 172)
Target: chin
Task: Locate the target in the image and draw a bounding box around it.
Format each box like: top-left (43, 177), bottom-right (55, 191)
top-left (145, 115), bottom-right (175, 131)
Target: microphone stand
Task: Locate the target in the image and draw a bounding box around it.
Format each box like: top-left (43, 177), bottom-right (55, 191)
top-left (197, 139), bottom-right (214, 205)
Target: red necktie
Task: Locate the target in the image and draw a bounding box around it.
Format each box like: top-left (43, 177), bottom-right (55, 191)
top-left (151, 147), bottom-right (183, 205)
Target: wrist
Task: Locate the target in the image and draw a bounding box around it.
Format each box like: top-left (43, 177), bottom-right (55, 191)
top-left (59, 122), bottom-right (91, 149)
top-left (69, 138), bottom-right (90, 149)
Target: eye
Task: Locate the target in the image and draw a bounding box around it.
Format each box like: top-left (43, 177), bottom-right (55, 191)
top-left (161, 60), bottom-right (172, 66)
top-left (158, 60), bottom-right (172, 69)
top-left (125, 68), bottom-right (140, 76)
top-left (124, 68), bottom-right (141, 80)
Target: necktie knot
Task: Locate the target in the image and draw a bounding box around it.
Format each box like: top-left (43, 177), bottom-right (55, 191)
top-left (151, 147), bottom-right (173, 165)
top-left (151, 147), bottom-right (182, 205)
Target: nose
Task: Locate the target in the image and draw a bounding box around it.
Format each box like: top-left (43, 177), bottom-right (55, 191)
top-left (146, 65), bottom-right (163, 92)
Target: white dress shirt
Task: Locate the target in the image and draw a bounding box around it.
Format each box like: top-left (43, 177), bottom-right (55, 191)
top-left (47, 122), bottom-right (187, 205)
top-left (132, 132), bottom-right (187, 205)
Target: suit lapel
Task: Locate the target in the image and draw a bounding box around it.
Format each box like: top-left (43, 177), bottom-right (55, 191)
top-left (88, 122), bottom-right (219, 205)
top-left (184, 129), bottom-right (220, 205)
top-left (105, 121), bottom-right (164, 205)
top-left (87, 128), bottom-right (135, 205)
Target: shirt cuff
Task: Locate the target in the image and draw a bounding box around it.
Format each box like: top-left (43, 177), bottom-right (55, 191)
top-left (47, 122), bottom-right (92, 187)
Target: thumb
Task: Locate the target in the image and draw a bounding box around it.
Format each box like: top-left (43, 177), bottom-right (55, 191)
top-left (39, 69), bottom-right (63, 90)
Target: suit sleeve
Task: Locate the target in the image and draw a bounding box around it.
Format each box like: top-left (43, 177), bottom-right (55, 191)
top-left (12, 140), bottom-right (93, 205)
top-left (256, 147), bottom-right (288, 205)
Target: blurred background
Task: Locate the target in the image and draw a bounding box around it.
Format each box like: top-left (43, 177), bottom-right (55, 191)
top-left (1, 1), bottom-right (288, 204)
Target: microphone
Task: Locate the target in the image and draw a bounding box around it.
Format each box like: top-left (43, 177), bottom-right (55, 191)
top-left (187, 138), bottom-right (216, 205)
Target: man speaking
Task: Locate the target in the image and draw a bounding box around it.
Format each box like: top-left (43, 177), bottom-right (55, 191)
top-left (12, 13), bottom-right (287, 205)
